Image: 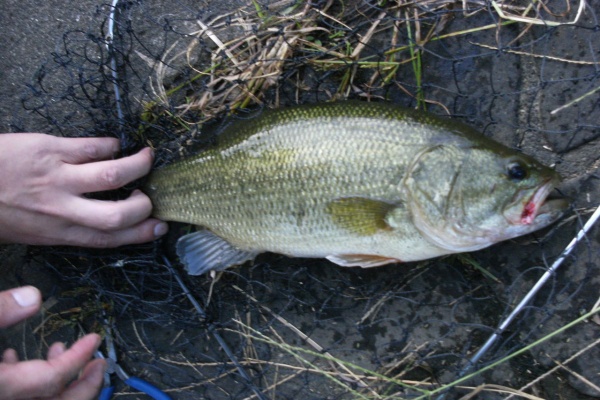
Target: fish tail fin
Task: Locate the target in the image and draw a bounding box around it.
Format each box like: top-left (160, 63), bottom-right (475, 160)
top-left (176, 229), bottom-right (259, 275)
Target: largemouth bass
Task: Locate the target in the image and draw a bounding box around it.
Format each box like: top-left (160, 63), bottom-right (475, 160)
top-left (145, 101), bottom-right (567, 275)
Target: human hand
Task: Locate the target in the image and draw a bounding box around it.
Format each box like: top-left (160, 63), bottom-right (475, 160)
top-left (0, 286), bottom-right (106, 400)
top-left (0, 133), bottom-right (168, 247)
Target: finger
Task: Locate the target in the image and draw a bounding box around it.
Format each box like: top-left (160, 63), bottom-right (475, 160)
top-left (62, 218), bottom-right (168, 248)
top-left (63, 147), bottom-right (153, 193)
top-left (66, 190), bottom-right (153, 233)
top-left (59, 359), bottom-right (106, 400)
top-left (54, 136), bottom-right (121, 165)
top-left (2, 348), bottom-right (19, 364)
top-left (0, 334), bottom-right (101, 399)
top-left (0, 286), bottom-right (41, 328)
top-left (48, 342), bottom-right (67, 360)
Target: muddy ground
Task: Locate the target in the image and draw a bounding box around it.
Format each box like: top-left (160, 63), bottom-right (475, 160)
top-left (0, 1), bottom-right (599, 399)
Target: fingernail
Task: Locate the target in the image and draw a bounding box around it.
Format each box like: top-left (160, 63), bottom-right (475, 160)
top-left (87, 334), bottom-right (102, 352)
top-left (48, 342), bottom-right (67, 359)
top-left (154, 222), bottom-right (168, 237)
top-left (86, 359), bottom-right (108, 383)
top-left (12, 286), bottom-right (41, 308)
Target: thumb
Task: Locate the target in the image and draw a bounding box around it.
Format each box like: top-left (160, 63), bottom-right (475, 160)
top-left (0, 286), bottom-right (41, 328)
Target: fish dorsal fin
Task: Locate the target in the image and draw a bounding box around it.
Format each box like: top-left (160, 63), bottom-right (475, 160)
top-left (326, 197), bottom-right (398, 235)
top-left (326, 254), bottom-right (401, 268)
top-left (176, 230), bottom-right (259, 275)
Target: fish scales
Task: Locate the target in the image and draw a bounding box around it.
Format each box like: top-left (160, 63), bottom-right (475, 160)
top-left (150, 106), bottom-right (437, 254)
top-left (145, 101), bottom-right (566, 275)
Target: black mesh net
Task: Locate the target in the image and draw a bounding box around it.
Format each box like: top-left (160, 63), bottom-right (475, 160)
top-left (3, 1), bottom-right (600, 399)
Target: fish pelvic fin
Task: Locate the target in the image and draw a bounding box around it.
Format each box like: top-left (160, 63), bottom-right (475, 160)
top-left (176, 229), bottom-right (259, 275)
top-left (326, 197), bottom-right (400, 236)
top-left (326, 254), bottom-right (402, 268)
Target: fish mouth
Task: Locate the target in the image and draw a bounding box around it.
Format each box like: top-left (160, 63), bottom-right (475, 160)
top-left (534, 195), bottom-right (569, 224)
top-left (507, 180), bottom-right (568, 227)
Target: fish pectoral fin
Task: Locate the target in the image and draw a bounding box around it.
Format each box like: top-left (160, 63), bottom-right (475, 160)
top-left (326, 197), bottom-right (400, 235)
top-left (176, 229), bottom-right (259, 276)
top-left (326, 254), bottom-right (401, 268)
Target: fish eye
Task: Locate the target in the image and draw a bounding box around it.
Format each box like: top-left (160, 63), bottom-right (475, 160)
top-left (506, 161), bottom-right (528, 181)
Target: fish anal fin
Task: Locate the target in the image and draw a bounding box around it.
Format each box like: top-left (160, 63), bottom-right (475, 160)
top-left (176, 229), bottom-right (259, 275)
top-left (327, 197), bottom-right (399, 236)
top-left (326, 254), bottom-right (402, 268)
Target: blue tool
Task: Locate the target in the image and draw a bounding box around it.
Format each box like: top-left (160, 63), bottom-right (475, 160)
top-left (95, 322), bottom-right (172, 400)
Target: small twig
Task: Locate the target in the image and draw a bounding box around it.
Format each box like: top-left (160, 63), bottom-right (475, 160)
top-left (551, 85), bottom-right (600, 115)
top-left (550, 357), bottom-right (600, 394)
top-left (196, 20), bottom-right (241, 68)
top-left (491, 0), bottom-right (586, 26)
top-left (505, 334), bottom-right (599, 399)
top-left (351, 11), bottom-right (386, 59)
top-left (470, 42), bottom-right (600, 65)
top-left (231, 284), bottom-right (378, 395)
